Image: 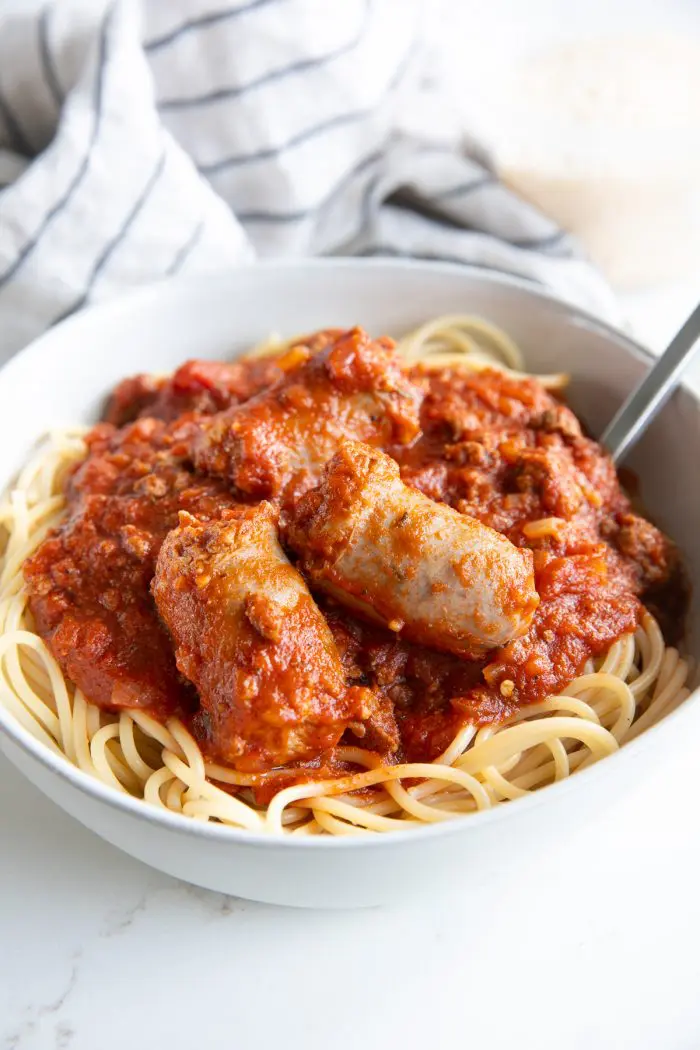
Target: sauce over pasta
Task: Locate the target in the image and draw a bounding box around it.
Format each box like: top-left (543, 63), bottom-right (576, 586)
top-left (19, 325), bottom-right (686, 812)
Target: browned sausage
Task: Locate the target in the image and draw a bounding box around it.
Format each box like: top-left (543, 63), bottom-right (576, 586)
top-left (286, 442), bottom-right (539, 657)
top-left (191, 327), bottom-right (422, 504)
top-left (152, 503), bottom-right (373, 770)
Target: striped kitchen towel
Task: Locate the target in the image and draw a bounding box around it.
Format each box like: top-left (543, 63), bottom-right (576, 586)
top-left (0, 0), bottom-right (620, 362)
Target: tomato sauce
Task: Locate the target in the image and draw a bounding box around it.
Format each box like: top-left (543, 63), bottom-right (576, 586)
top-left (24, 339), bottom-right (687, 780)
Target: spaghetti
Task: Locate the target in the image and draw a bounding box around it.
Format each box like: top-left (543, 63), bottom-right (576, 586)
top-left (0, 317), bottom-right (692, 835)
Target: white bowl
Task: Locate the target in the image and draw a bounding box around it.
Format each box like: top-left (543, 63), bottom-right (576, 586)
top-left (1, 259), bottom-right (699, 909)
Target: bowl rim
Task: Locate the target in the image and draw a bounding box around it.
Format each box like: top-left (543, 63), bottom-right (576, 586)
top-left (0, 256), bottom-right (694, 852)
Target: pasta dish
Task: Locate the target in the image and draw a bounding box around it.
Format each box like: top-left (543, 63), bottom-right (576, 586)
top-left (0, 316), bottom-right (690, 836)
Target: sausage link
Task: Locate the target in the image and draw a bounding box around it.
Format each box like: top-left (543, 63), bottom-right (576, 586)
top-left (153, 503), bottom-right (371, 770)
top-left (286, 442), bottom-right (539, 656)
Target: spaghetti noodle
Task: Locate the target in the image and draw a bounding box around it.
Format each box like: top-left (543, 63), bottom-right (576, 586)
top-left (0, 317), bottom-right (691, 835)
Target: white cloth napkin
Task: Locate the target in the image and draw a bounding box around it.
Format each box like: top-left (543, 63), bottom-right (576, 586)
top-left (0, 0), bottom-right (620, 362)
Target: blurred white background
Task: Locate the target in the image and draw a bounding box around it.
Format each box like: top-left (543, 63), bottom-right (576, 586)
top-left (431, 0), bottom-right (700, 348)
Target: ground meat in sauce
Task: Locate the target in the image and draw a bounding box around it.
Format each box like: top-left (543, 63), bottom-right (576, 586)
top-left (24, 334), bottom-right (688, 779)
top-left (104, 331), bottom-right (345, 426)
top-left (24, 418), bottom-right (238, 717)
top-left (105, 358), bottom-right (283, 426)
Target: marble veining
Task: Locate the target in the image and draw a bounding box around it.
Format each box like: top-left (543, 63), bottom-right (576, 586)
top-left (3, 952), bottom-right (81, 1050)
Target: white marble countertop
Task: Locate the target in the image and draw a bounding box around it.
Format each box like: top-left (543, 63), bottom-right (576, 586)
top-left (3, 696), bottom-right (700, 1050)
top-left (3, 279), bottom-right (700, 1050)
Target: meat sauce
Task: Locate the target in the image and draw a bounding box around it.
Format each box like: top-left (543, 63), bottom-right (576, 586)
top-left (24, 333), bottom-right (687, 787)
top-left (384, 366), bottom-right (683, 757)
top-left (24, 419), bottom-right (237, 717)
